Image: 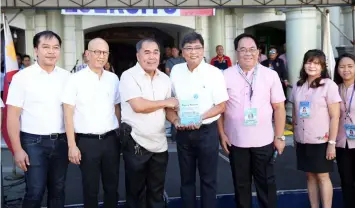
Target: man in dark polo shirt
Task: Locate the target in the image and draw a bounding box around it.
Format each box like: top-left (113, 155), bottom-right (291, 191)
top-left (210, 45), bottom-right (232, 70)
top-left (165, 46), bottom-right (185, 76)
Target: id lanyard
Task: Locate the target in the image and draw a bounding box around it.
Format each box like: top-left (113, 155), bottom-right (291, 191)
top-left (237, 64), bottom-right (258, 104)
top-left (340, 84), bottom-right (355, 124)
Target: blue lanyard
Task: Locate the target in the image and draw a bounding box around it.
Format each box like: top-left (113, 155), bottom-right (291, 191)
top-left (237, 64), bottom-right (258, 101)
top-left (340, 84), bottom-right (355, 123)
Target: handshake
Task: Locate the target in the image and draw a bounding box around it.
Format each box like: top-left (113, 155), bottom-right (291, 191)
top-left (163, 97), bottom-right (179, 110)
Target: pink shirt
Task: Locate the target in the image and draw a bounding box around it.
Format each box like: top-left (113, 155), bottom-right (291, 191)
top-left (223, 64), bottom-right (286, 148)
top-left (336, 84), bottom-right (355, 149)
top-left (290, 79), bottom-right (341, 144)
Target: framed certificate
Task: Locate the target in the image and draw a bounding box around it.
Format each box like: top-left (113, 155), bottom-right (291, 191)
top-left (179, 99), bottom-right (201, 126)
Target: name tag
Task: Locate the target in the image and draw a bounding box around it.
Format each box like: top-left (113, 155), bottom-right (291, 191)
top-left (244, 108), bottom-right (257, 126)
top-left (299, 101), bottom-right (311, 118)
top-left (344, 124), bottom-right (355, 140)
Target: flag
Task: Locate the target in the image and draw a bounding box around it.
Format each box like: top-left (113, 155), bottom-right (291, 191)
top-left (322, 10), bottom-right (336, 79)
top-left (1, 14), bottom-right (20, 154)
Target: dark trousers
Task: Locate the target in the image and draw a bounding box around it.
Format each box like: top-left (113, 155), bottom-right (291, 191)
top-left (176, 122), bottom-right (219, 208)
top-left (229, 143), bottom-right (276, 208)
top-left (123, 136), bottom-right (168, 208)
top-left (20, 132), bottom-right (69, 208)
top-left (336, 143), bottom-right (355, 208)
top-left (77, 133), bottom-right (120, 208)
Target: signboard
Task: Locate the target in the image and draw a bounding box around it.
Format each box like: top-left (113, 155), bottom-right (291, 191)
top-left (61, 8), bottom-right (215, 16)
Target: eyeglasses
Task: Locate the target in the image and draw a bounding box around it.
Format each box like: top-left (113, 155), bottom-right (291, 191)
top-left (269, 50), bottom-right (277, 54)
top-left (237, 48), bottom-right (258, 55)
top-left (183, 47), bottom-right (203, 53)
top-left (88, 50), bottom-right (110, 57)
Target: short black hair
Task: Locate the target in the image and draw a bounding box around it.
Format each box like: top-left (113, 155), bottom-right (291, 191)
top-left (181, 32), bottom-right (204, 49)
top-left (23, 54), bottom-right (31, 60)
top-left (33, 30), bottom-right (62, 48)
top-left (16, 53), bottom-right (22, 58)
top-left (136, 38), bottom-right (160, 52)
top-left (234, 33), bottom-right (259, 51)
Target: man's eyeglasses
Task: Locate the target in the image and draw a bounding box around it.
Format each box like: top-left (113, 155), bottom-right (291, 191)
top-left (88, 50), bottom-right (110, 57)
top-left (183, 47), bottom-right (203, 53)
top-left (269, 50), bottom-right (277, 55)
top-left (237, 48), bottom-right (258, 55)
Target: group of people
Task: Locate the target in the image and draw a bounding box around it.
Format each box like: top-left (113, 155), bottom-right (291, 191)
top-left (0, 29), bottom-right (354, 208)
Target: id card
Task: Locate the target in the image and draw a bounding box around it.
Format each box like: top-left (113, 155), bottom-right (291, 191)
top-left (299, 101), bottom-right (311, 118)
top-left (244, 108), bottom-right (257, 126)
top-left (344, 124), bottom-right (355, 140)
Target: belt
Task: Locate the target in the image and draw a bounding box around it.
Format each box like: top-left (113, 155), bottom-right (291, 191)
top-left (20, 132), bottom-right (66, 140)
top-left (76, 129), bottom-right (118, 140)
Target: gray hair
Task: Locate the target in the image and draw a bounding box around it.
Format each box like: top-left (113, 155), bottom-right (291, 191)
top-left (136, 38), bottom-right (160, 52)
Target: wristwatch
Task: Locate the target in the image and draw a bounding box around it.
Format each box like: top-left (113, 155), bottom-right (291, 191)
top-left (275, 136), bottom-right (286, 141)
top-left (328, 140), bottom-right (336, 145)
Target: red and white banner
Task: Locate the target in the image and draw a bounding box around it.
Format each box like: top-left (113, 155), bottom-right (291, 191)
top-left (2, 13), bottom-right (19, 153)
top-left (61, 8), bottom-right (215, 16)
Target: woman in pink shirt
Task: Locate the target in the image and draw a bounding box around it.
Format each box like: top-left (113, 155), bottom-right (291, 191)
top-left (333, 53), bottom-right (355, 208)
top-left (291, 49), bottom-right (341, 208)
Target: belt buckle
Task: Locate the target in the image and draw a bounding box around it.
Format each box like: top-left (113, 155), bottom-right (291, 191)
top-left (50, 133), bottom-right (59, 140)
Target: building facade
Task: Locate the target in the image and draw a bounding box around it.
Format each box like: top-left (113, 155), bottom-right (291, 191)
top-left (3, 6), bottom-right (355, 85)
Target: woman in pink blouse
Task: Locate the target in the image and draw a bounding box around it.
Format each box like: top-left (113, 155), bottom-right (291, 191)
top-left (291, 49), bottom-right (341, 208)
top-left (333, 53), bottom-right (355, 208)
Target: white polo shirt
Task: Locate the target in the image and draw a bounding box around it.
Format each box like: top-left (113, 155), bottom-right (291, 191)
top-left (170, 60), bottom-right (229, 124)
top-left (6, 63), bottom-right (70, 135)
top-left (62, 67), bottom-right (120, 134)
top-left (120, 63), bottom-right (171, 153)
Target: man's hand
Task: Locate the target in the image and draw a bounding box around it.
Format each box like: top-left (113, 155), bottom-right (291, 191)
top-left (165, 97), bottom-right (179, 109)
top-left (284, 80), bottom-right (289, 87)
top-left (219, 134), bottom-right (231, 154)
top-left (274, 138), bottom-right (285, 154)
top-left (14, 149), bottom-right (30, 171)
top-left (68, 146), bottom-right (81, 165)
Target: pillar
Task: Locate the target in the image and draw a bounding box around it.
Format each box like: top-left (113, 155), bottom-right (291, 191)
top-left (341, 6), bottom-right (354, 46)
top-left (195, 16), bottom-right (210, 61)
top-left (46, 10), bottom-right (64, 67)
top-left (63, 15), bottom-right (76, 71)
top-left (23, 10), bottom-right (36, 59)
top-left (75, 16), bottom-right (85, 66)
top-left (233, 9), bottom-right (245, 64)
top-left (225, 9), bottom-right (235, 64)
top-left (35, 11), bottom-right (47, 34)
top-left (208, 9), bottom-right (225, 61)
top-left (285, 8), bottom-right (318, 86)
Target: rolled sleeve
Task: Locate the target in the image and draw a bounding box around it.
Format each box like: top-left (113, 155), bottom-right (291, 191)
top-left (119, 72), bottom-right (142, 102)
top-left (6, 74), bottom-right (25, 108)
top-left (212, 70), bottom-right (229, 104)
top-left (326, 81), bottom-right (342, 105)
top-left (61, 75), bottom-right (77, 106)
top-left (114, 78), bottom-right (121, 104)
top-left (270, 71), bottom-right (286, 104)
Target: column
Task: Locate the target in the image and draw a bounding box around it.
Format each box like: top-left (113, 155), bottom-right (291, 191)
top-left (195, 16), bottom-right (210, 61)
top-left (35, 11), bottom-right (47, 33)
top-left (47, 10), bottom-right (64, 68)
top-left (63, 15), bottom-right (76, 71)
top-left (341, 6), bottom-right (354, 46)
top-left (225, 9), bottom-right (236, 64)
top-left (23, 10), bottom-right (36, 59)
top-left (233, 9), bottom-right (245, 64)
top-left (75, 16), bottom-right (85, 66)
top-left (285, 8), bottom-right (318, 86)
top-left (208, 9), bottom-right (225, 61)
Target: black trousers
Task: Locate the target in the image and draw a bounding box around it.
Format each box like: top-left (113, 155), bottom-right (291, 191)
top-left (176, 122), bottom-right (219, 208)
top-left (229, 143), bottom-right (277, 208)
top-left (123, 136), bottom-right (168, 208)
top-left (336, 143), bottom-right (355, 208)
top-left (77, 133), bottom-right (120, 208)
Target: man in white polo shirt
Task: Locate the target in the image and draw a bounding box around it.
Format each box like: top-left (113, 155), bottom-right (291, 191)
top-left (119, 38), bottom-right (178, 208)
top-left (62, 38), bottom-right (121, 208)
top-left (167, 32), bottom-right (229, 208)
top-left (6, 31), bottom-right (70, 208)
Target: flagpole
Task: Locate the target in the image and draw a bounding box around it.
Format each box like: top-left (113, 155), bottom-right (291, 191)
top-left (314, 5), bottom-right (354, 46)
